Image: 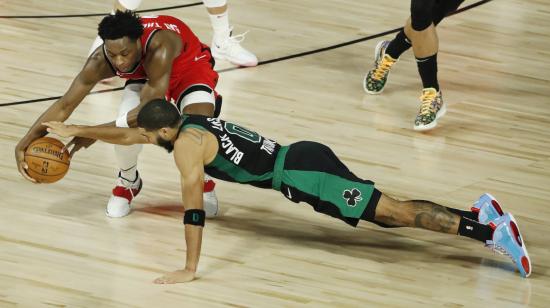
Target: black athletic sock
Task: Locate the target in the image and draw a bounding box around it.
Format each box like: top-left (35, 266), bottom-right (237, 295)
top-left (445, 207), bottom-right (479, 221)
top-left (416, 53), bottom-right (439, 91)
top-left (385, 29), bottom-right (412, 59)
top-left (458, 217), bottom-right (493, 242)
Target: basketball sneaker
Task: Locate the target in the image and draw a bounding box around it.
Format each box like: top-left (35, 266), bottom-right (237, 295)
top-left (486, 213), bottom-right (532, 277)
top-left (413, 88), bottom-right (446, 131)
top-left (363, 40), bottom-right (397, 94)
top-left (203, 177), bottom-right (219, 218)
top-left (211, 27), bottom-right (258, 67)
top-left (106, 171), bottom-right (142, 218)
top-left (471, 193), bottom-right (505, 224)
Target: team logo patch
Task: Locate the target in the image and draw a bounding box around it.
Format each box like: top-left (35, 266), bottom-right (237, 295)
top-left (343, 188), bottom-right (362, 207)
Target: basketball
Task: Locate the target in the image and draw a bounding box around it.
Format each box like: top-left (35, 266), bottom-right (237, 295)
top-left (24, 137), bottom-right (70, 183)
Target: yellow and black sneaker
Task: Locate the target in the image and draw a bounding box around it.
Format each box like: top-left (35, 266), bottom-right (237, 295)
top-left (363, 40), bottom-right (397, 94)
top-left (413, 88), bottom-right (446, 131)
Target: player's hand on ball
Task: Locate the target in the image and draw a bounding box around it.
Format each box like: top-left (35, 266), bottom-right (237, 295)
top-left (154, 269), bottom-right (196, 284)
top-left (43, 121), bottom-right (76, 138)
top-left (14, 143), bottom-right (38, 183)
top-left (65, 136), bottom-right (97, 157)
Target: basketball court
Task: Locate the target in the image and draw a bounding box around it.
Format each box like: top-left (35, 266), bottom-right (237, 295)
top-left (1, 0), bottom-right (549, 306)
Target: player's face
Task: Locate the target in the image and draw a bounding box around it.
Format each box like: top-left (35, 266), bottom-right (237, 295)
top-left (104, 37), bottom-right (141, 73)
top-left (140, 129), bottom-right (174, 153)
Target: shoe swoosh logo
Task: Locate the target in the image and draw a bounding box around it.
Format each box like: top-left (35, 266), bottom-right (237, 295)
top-left (194, 55), bottom-right (206, 61)
top-left (286, 187), bottom-right (292, 199)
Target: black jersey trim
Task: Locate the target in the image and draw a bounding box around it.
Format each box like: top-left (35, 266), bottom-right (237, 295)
top-left (144, 29), bottom-right (160, 54)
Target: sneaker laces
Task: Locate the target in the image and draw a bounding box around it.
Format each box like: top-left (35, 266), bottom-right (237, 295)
top-left (372, 55), bottom-right (395, 80)
top-left (418, 90), bottom-right (438, 116)
top-left (485, 239), bottom-right (517, 265)
top-left (216, 27), bottom-right (249, 48)
top-left (115, 177), bottom-right (138, 199)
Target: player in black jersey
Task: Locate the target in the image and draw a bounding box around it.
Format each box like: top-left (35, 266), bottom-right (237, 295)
top-left (43, 99), bottom-right (532, 283)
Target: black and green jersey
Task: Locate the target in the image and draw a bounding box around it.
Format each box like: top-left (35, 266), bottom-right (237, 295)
top-left (180, 115), bottom-right (380, 227)
top-left (180, 115), bottom-right (281, 188)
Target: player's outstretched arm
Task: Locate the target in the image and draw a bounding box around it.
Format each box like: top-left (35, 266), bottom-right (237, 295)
top-left (43, 121), bottom-right (149, 145)
top-left (154, 131), bottom-right (206, 284)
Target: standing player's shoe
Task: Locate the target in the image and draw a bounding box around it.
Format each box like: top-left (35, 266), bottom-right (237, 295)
top-left (486, 213), bottom-right (532, 278)
top-left (211, 27), bottom-right (258, 67)
top-left (471, 193), bottom-right (505, 224)
top-left (413, 88), bottom-right (446, 131)
top-left (106, 172), bottom-right (143, 218)
top-left (363, 40), bottom-right (397, 94)
top-left (203, 178), bottom-right (219, 217)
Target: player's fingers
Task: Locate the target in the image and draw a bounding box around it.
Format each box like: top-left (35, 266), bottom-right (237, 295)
top-left (63, 139), bottom-right (76, 153)
top-left (69, 144), bottom-right (83, 158)
top-left (18, 163), bottom-right (37, 183)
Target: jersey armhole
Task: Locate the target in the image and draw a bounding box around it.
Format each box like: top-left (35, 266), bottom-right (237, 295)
top-left (144, 29), bottom-right (161, 53)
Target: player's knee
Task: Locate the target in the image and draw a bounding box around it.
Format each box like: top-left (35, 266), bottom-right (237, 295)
top-left (410, 0), bottom-right (435, 31)
top-left (361, 191), bottom-right (401, 228)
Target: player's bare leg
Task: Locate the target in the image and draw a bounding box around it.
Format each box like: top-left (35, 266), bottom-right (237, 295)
top-left (371, 193), bottom-right (531, 277)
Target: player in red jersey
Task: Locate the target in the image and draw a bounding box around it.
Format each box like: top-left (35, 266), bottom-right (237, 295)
top-left (88, 0), bottom-right (257, 68)
top-left (15, 11), bottom-right (221, 218)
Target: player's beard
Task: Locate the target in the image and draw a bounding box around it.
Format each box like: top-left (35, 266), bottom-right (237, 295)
top-left (156, 135), bottom-right (174, 153)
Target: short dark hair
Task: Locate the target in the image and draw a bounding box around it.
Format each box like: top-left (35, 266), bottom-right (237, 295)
top-left (137, 99), bottom-right (182, 131)
top-left (98, 10), bottom-right (144, 41)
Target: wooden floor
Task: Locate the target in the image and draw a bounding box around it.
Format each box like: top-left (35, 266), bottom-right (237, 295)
top-left (1, 0), bottom-right (550, 306)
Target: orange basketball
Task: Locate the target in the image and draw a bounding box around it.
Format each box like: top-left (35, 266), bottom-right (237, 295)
top-left (24, 137), bottom-right (70, 183)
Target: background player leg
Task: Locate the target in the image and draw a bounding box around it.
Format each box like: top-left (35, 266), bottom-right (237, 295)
top-left (406, 0), bottom-right (445, 131)
top-left (204, 0), bottom-right (258, 67)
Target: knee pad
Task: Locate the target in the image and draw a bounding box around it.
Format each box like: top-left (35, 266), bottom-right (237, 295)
top-left (410, 0), bottom-right (436, 31)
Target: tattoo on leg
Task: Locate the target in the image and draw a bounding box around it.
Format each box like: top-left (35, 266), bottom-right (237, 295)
top-left (412, 200), bottom-right (459, 233)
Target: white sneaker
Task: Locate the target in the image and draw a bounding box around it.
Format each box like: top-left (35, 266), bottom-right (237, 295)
top-left (204, 190), bottom-right (219, 218)
top-left (211, 27), bottom-right (258, 67)
top-left (106, 172), bottom-right (143, 218)
top-left (203, 179), bottom-right (219, 217)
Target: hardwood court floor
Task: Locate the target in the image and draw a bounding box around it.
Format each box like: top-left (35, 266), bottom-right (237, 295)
top-left (1, 0), bottom-right (549, 307)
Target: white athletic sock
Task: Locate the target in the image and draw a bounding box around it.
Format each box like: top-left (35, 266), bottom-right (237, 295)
top-left (115, 144), bottom-right (142, 182)
top-left (209, 11), bottom-right (230, 43)
top-left (119, 162), bottom-right (138, 182)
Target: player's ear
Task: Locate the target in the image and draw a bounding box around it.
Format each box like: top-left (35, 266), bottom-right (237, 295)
top-left (159, 127), bottom-right (171, 138)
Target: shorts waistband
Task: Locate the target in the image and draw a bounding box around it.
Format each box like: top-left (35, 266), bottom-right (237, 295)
top-left (271, 146), bottom-right (289, 191)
